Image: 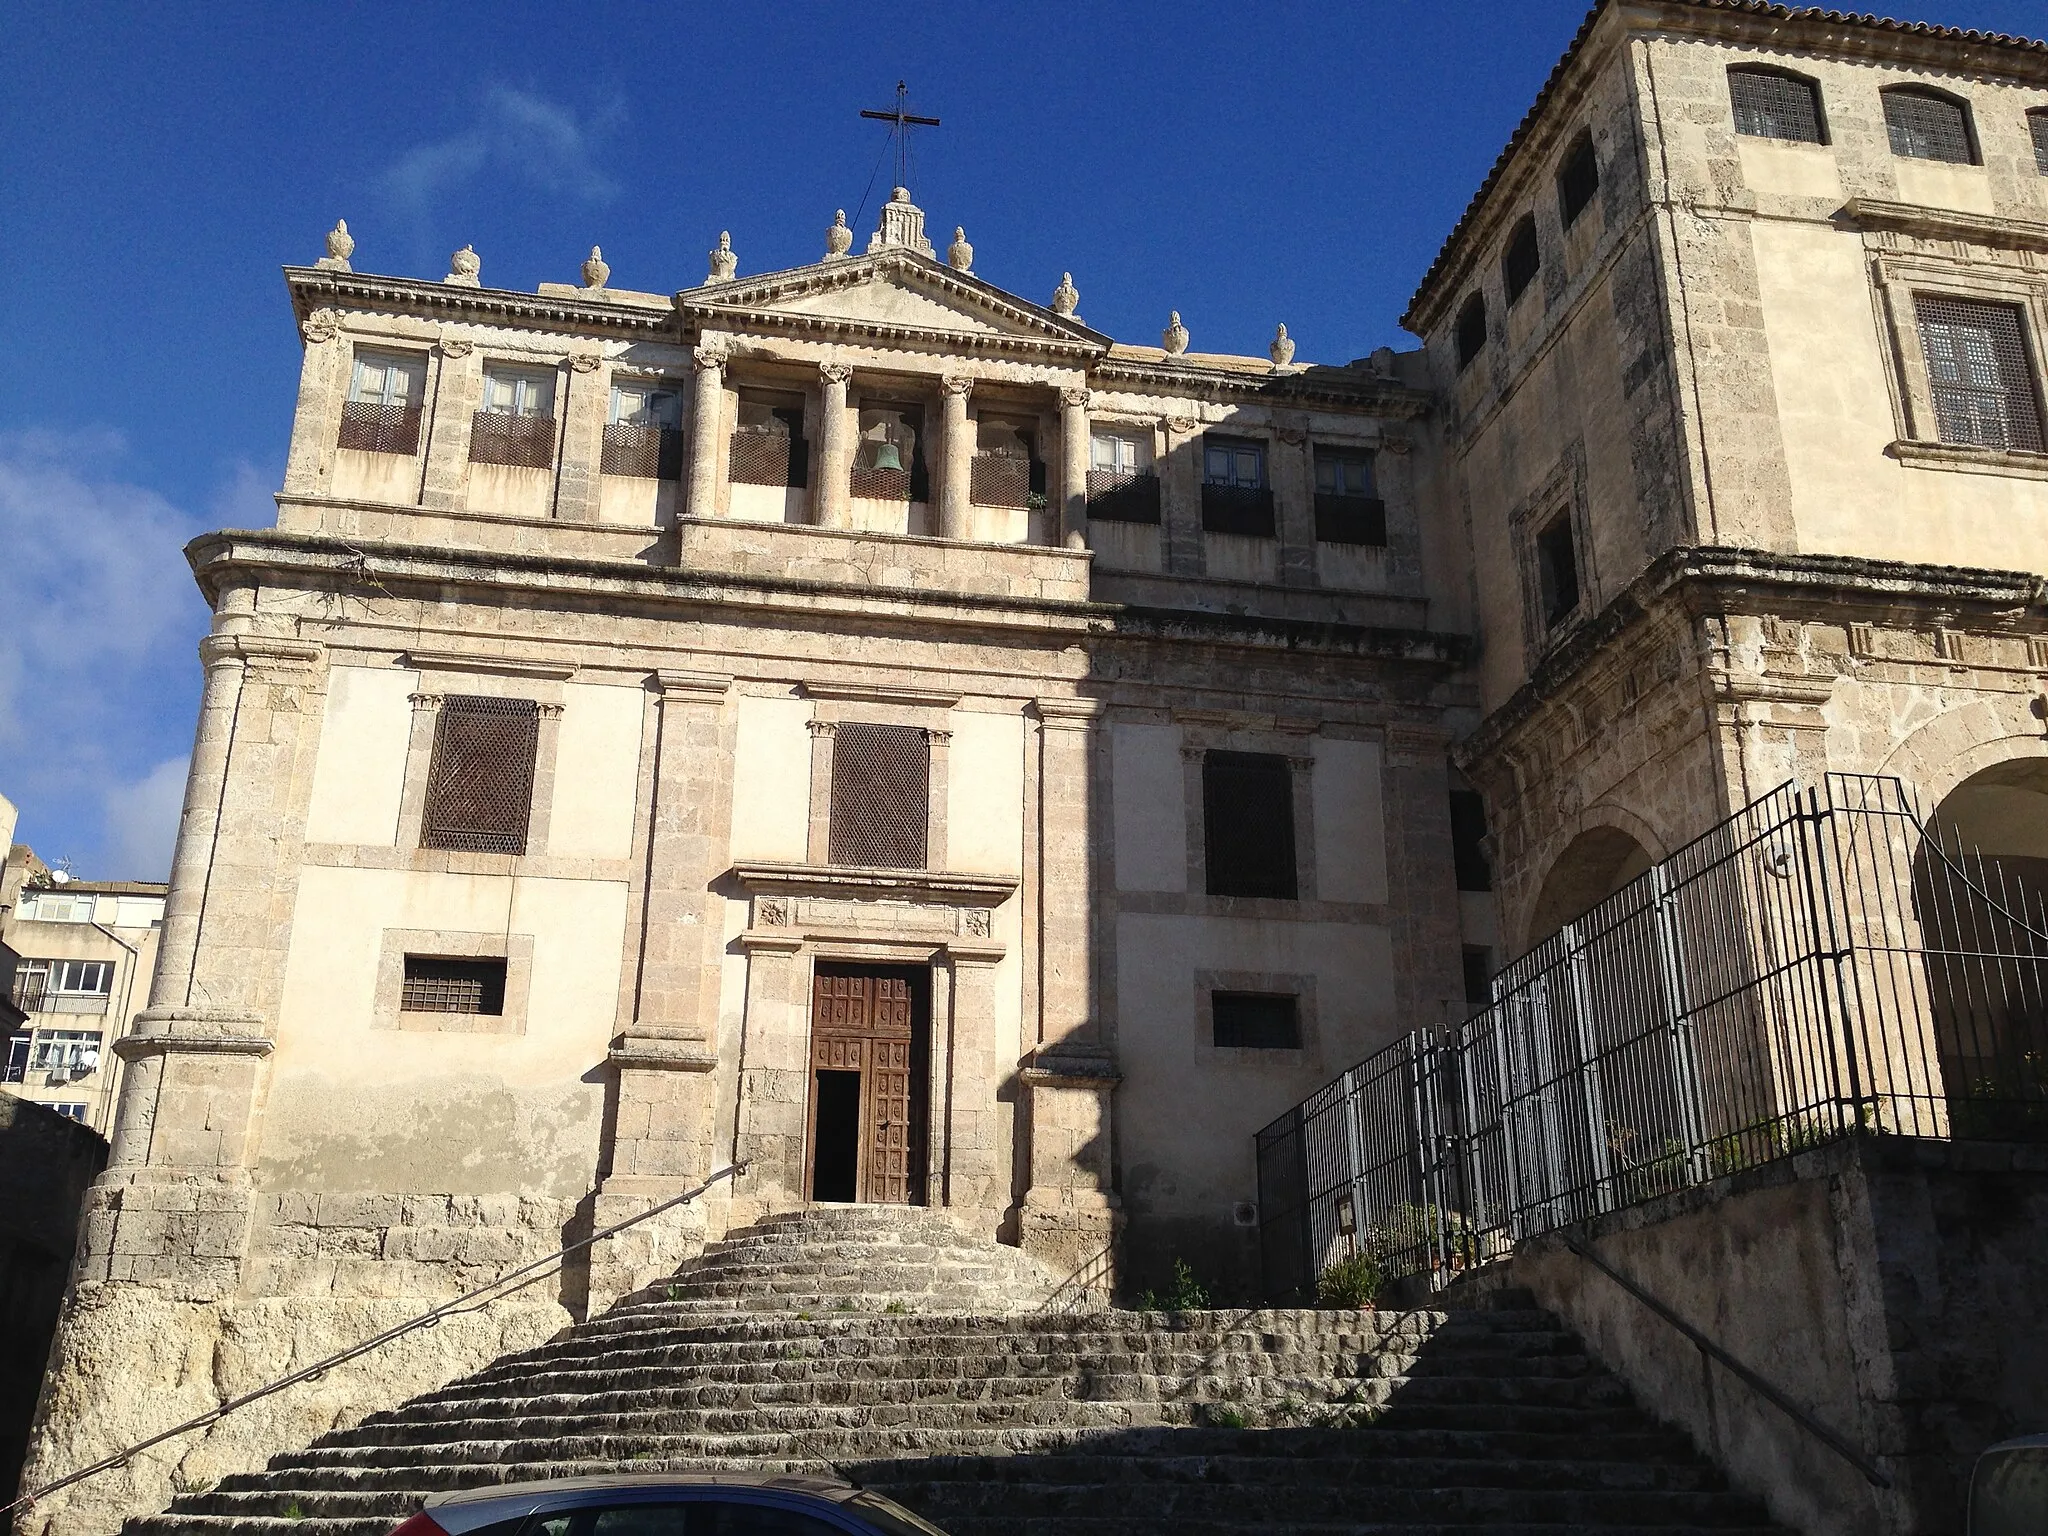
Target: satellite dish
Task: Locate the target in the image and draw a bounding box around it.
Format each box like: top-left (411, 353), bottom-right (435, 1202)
top-left (49, 869), bottom-right (71, 885)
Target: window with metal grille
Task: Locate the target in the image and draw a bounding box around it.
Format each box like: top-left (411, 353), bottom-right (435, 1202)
top-left (1557, 130), bottom-right (1600, 228)
top-left (470, 368), bottom-right (558, 468)
top-left (1915, 296), bottom-right (2047, 453)
top-left (2030, 109), bottom-right (2048, 176)
top-left (829, 722), bottom-right (930, 869)
top-left (341, 350), bottom-right (427, 455)
top-left (1201, 436), bottom-right (1275, 536)
top-left (1728, 68), bottom-right (1826, 143)
top-left (603, 381), bottom-right (683, 479)
top-left (1502, 216), bottom-right (1541, 306)
top-left (1883, 88), bottom-right (1975, 164)
top-left (1203, 752), bottom-right (1297, 900)
top-left (400, 956), bottom-right (507, 1015)
top-left (1450, 790), bottom-right (1493, 892)
top-left (1313, 449), bottom-right (1384, 545)
top-left (420, 696), bottom-right (540, 854)
top-left (1535, 513), bottom-right (1581, 630)
top-left (730, 394), bottom-right (809, 489)
top-left (1212, 992), bottom-right (1300, 1050)
top-left (971, 416), bottom-right (1042, 509)
top-left (1455, 293), bottom-right (1488, 371)
top-left (1087, 432), bottom-right (1160, 523)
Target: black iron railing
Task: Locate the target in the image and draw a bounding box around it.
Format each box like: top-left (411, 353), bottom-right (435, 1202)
top-left (1201, 482), bottom-right (1276, 537)
top-left (1085, 470), bottom-right (1161, 525)
top-left (1256, 773), bottom-right (2048, 1301)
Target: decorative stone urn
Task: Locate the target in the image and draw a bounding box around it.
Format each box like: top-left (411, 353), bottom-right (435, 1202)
top-left (1270, 323), bottom-right (1296, 369)
top-left (446, 245), bottom-right (481, 286)
top-left (1051, 272), bottom-right (1079, 317)
top-left (825, 210), bottom-right (853, 259)
top-left (948, 227), bottom-right (974, 272)
top-left (1163, 311), bottom-right (1189, 355)
top-left (582, 245), bottom-right (610, 289)
top-left (708, 231), bottom-right (737, 283)
top-left (318, 219), bottom-right (354, 272)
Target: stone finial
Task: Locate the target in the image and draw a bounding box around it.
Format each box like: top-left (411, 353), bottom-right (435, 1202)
top-left (1270, 323), bottom-right (1296, 370)
top-left (867, 187), bottom-right (935, 258)
top-left (825, 209), bottom-right (853, 259)
top-left (947, 226), bottom-right (974, 273)
top-left (1162, 311), bottom-right (1189, 355)
top-left (707, 231), bottom-right (737, 284)
top-left (317, 219), bottom-right (354, 272)
top-left (445, 245), bottom-right (481, 287)
top-left (582, 245), bottom-right (610, 289)
top-left (1051, 272), bottom-right (1079, 317)
top-left (1369, 345), bottom-right (1399, 378)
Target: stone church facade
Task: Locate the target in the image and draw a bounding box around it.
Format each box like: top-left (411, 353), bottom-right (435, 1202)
top-left (22, 4), bottom-right (2048, 1533)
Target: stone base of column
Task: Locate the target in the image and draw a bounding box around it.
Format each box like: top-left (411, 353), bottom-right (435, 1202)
top-left (586, 1175), bottom-right (715, 1312)
top-left (590, 1030), bottom-right (723, 1310)
top-left (1018, 1045), bottom-right (1123, 1301)
top-left (1018, 1189), bottom-right (1124, 1301)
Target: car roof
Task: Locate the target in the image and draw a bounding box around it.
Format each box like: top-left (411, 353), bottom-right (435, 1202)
top-left (427, 1473), bottom-right (862, 1510)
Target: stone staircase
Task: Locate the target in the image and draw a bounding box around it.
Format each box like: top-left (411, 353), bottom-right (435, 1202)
top-left (126, 1206), bottom-right (1786, 1536)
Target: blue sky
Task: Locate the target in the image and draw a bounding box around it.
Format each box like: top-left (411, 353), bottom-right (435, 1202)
top-left (2, 0), bottom-right (2042, 878)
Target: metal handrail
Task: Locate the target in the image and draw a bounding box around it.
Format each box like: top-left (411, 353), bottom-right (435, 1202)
top-left (1562, 1235), bottom-right (1891, 1489)
top-left (2, 1161), bottom-right (747, 1518)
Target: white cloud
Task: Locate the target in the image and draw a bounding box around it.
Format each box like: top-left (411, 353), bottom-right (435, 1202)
top-left (104, 756), bottom-right (189, 881)
top-left (0, 429), bottom-right (216, 878)
top-left (210, 457), bottom-right (276, 530)
top-left (382, 87), bottom-right (622, 217)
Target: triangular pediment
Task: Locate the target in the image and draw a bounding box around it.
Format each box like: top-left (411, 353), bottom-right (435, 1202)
top-left (679, 251), bottom-right (1108, 353)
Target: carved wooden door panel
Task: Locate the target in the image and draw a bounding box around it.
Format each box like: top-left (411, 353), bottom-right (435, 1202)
top-left (864, 978), bottom-right (915, 1204)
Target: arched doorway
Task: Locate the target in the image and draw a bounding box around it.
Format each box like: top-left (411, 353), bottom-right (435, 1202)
top-left (1914, 758), bottom-right (2048, 1135)
top-left (1526, 825), bottom-right (1654, 951)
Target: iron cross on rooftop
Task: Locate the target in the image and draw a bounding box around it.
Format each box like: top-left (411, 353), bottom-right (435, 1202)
top-left (860, 81), bottom-right (939, 195)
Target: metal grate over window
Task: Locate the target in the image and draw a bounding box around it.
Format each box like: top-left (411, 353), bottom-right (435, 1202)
top-left (469, 411), bottom-right (557, 469)
top-left (1729, 68), bottom-right (1825, 143)
top-left (829, 722), bottom-right (930, 870)
top-left (1916, 296), bottom-right (2046, 453)
top-left (969, 451), bottom-right (1036, 509)
top-left (602, 422), bottom-right (683, 480)
top-left (1203, 751), bottom-right (1298, 900)
top-left (1085, 469), bottom-right (1161, 524)
top-left (1884, 88), bottom-right (1974, 164)
top-left (1213, 993), bottom-right (1301, 1050)
top-left (729, 427), bottom-right (809, 488)
top-left (2031, 110), bottom-right (2048, 177)
top-left (338, 401), bottom-right (423, 456)
top-left (421, 696), bottom-right (540, 854)
top-left (400, 956), bottom-right (507, 1015)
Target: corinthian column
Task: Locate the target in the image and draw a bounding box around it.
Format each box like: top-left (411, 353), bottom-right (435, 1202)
top-left (939, 375), bottom-right (973, 540)
top-left (816, 362), bottom-right (853, 529)
top-left (686, 341), bottom-right (727, 522)
top-left (1060, 386), bottom-right (1090, 550)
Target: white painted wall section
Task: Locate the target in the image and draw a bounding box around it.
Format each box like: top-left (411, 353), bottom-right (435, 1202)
top-left (729, 695), bottom-right (812, 862)
top-left (304, 665), bottom-right (417, 846)
top-left (548, 683), bottom-right (645, 859)
top-left (946, 711), bottom-right (1023, 876)
top-left (1112, 723), bottom-right (1186, 893)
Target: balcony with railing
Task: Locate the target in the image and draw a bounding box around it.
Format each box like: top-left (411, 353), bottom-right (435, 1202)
top-left (1200, 482), bottom-right (1276, 537)
top-left (602, 422), bottom-right (684, 481)
top-left (1313, 492), bottom-right (1387, 546)
top-left (1085, 470), bottom-right (1162, 525)
top-left (969, 449), bottom-right (1041, 510)
top-left (468, 411), bottom-right (557, 469)
top-left (337, 401), bottom-right (423, 456)
top-left (727, 427), bottom-right (808, 489)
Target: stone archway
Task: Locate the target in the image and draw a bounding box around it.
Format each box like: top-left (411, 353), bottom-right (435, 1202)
top-left (1525, 824), bottom-right (1655, 952)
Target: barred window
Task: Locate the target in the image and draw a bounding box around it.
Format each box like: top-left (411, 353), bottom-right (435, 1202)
top-left (342, 350), bottom-right (426, 455)
top-left (1883, 88), bottom-right (1975, 164)
top-left (470, 367), bottom-right (557, 469)
top-left (401, 956), bottom-right (506, 1015)
top-left (1203, 752), bottom-right (1297, 900)
top-left (1201, 437), bottom-right (1275, 537)
top-left (829, 722), bottom-right (930, 870)
top-left (1455, 293), bottom-right (1487, 371)
top-left (1915, 296), bottom-right (2046, 453)
top-left (1212, 993), bottom-right (1300, 1050)
top-left (2030, 109), bottom-right (2048, 176)
top-left (1728, 68), bottom-right (1825, 144)
top-left (420, 696), bottom-right (540, 854)
top-left (1557, 130), bottom-right (1599, 228)
top-left (1502, 216), bottom-right (1541, 306)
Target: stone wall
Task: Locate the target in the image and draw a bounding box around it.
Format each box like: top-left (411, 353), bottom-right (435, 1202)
top-left (0, 1099), bottom-right (105, 1502)
top-left (1443, 1135), bottom-right (2048, 1536)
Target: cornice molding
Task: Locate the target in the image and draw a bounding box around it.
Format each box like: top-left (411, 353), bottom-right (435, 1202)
top-left (1847, 199), bottom-right (2048, 255)
top-left (403, 648), bottom-right (577, 680)
top-left (727, 861), bottom-right (1020, 906)
top-left (801, 680), bottom-right (962, 709)
top-left (285, 267), bottom-right (677, 340)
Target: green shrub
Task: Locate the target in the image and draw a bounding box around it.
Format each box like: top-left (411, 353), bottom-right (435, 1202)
top-left (1316, 1253), bottom-right (1383, 1309)
top-left (1133, 1257), bottom-right (1210, 1312)
top-left (1199, 1403), bottom-right (1248, 1429)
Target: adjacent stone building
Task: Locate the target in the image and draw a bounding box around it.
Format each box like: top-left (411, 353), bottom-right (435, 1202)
top-left (19, 4), bottom-right (2048, 1533)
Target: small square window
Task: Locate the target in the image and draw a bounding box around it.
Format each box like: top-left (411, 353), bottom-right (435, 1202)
top-left (1882, 88), bottom-right (1975, 165)
top-left (1535, 514), bottom-right (1581, 631)
top-left (1212, 992), bottom-right (1301, 1050)
top-left (1728, 69), bottom-right (1825, 144)
top-left (401, 956), bottom-right (507, 1016)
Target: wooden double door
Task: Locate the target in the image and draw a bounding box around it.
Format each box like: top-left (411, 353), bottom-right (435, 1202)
top-left (806, 966), bottom-right (930, 1205)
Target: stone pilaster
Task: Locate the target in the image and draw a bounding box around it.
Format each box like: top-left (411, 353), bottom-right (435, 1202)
top-left (1059, 387), bottom-right (1090, 551)
top-left (419, 336), bottom-right (482, 510)
top-left (1017, 1049), bottom-right (1123, 1297)
top-left (552, 351), bottom-right (607, 522)
top-left (731, 926), bottom-right (809, 1211)
top-left (939, 376), bottom-right (973, 541)
top-left (816, 363), bottom-right (854, 529)
top-left (1032, 698), bottom-right (1102, 1049)
top-left (1161, 416), bottom-right (1206, 575)
top-left (941, 939), bottom-right (1007, 1220)
top-left (1272, 425), bottom-right (1316, 587)
top-left (686, 341), bottom-right (727, 524)
top-left (587, 1032), bottom-right (720, 1310)
top-left (281, 309), bottom-right (349, 499)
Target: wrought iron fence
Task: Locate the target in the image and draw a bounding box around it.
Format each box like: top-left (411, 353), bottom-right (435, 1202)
top-left (1255, 773), bottom-right (2048, 1302)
